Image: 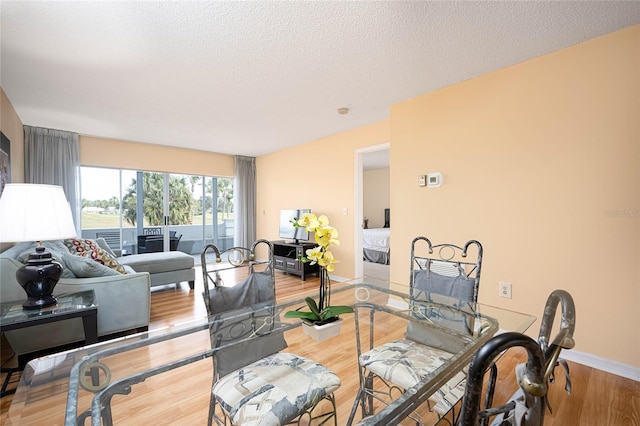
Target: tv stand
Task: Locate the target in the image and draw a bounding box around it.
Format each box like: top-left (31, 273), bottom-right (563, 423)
top-left (272, 240), bottom-right (319, 281)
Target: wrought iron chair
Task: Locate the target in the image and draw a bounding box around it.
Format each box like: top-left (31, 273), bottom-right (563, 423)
top-left (348, 236), bottom-right (483, 425)
top-left (201, 239), bottom-right (340, 426)
top-left (458, 289), bottom-right (576, 426)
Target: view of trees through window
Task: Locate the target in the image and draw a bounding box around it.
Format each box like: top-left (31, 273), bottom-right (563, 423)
top-left (80, 167), bottom-right (234, 254)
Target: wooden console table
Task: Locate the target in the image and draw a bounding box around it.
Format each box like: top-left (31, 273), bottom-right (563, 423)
top-left (272, 240), bottom-right (319, 281)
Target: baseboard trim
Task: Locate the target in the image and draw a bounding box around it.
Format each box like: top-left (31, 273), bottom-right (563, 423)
top-left (384, 299), bottom-right (640, 382)
top-left (386, 297), bottom-right (408, 310)
top-left (560, 350), bottom-right (640, 382)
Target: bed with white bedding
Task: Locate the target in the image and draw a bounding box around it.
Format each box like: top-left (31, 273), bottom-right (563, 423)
top-left (363, 227), bottom-right (390, 265)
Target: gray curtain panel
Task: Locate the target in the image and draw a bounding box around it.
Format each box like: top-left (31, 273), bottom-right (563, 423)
top-left (24, 126), bottom-right (80, 228)
top-left (234, 155), bottom-right (256, 248)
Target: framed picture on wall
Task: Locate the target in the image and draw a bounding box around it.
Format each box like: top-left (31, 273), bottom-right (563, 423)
top-left (1, 131), bottom-right (10, 196)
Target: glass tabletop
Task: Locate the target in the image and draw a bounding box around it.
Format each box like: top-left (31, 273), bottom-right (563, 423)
top-left (5, 278), bottom-right (535, 426)
top-left (0, 291), bottom-right (97, 329)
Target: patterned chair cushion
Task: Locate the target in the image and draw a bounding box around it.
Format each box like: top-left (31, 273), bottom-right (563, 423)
top-left (213, 352), bottom-right (340, 426)
top-left (431, 373), bottom-right (467, 416)
top-left (358, 338), bottom-right (454, 391)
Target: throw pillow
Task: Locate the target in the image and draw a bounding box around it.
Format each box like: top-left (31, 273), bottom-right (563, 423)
top-left (63, 238), bottom-right (127, 274)
top-left (94, 237), bottom-right (118, 258)
top-left (63, 254), bottom-right (122, 278)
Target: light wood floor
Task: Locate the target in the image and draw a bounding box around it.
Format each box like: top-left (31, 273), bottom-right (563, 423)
top-left (1, 267), bottom-right (639, 425)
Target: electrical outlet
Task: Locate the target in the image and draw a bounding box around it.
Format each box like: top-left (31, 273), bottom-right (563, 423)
top-left (499, 282), bottom-right (512, 299)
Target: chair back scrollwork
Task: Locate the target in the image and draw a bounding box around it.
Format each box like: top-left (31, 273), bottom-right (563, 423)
top-left (409, 237), bottom-right (483, 304)
top-left (457, 290), bottom-right (576, 426)
top-left (538, 290), bottom-right (576, 382)
top-left (200, 239), bottom-right (274, 317)
top-left (459, 332), bottom-right (547, 426)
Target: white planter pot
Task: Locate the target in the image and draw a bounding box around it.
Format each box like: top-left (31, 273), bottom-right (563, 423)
top-left (302, 318), bottom-right (343, 341)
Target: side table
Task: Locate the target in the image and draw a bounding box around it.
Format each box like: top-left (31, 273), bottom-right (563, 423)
top-left (0, 290), bottom-right (98, 397)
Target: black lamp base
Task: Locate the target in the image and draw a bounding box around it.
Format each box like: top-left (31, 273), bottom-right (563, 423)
top-left (15, 246), bottom-right (63, 310)
top-left (22, 294), bottom-right (58, 310)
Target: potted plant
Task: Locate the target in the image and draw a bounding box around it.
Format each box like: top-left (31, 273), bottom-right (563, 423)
top-left (284, 213), bottom-right (353, 340)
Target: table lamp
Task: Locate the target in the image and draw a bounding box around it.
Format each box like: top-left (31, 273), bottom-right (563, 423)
top-left (0, 184), bottom-right (77, 309)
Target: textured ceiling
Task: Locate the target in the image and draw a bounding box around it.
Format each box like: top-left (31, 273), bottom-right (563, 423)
top-left (1, 1), bottom-right (639, 157)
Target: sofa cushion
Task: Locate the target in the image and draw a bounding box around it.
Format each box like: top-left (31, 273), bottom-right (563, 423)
top-left (0, 241), bottom-right (36, 260)
top-left (15, 240), bottom-right (76, 279)
top-left (63, 254), bottom-right (123, 278)
top-left (118, 251), bottom-right (194, 274)
top-left (63, 238), bottom-right (127, 274)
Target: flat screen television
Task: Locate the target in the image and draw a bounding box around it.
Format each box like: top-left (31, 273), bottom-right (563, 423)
top-left (279, 209), bottom-right (311, 243)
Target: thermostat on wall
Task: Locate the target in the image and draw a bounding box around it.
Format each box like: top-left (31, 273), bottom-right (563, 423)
top-left (427, 172), bottom-right (443, 187)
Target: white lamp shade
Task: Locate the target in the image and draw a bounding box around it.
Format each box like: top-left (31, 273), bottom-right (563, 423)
top-left (0, 184), bottom-right (78, 242)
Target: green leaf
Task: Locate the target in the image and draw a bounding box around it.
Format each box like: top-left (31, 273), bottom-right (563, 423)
top-left (284, 310), bottom-right (320, 321)
top-left (322, 305), bottom-right (354, 320)
top-left (305, 297), bottom-right (322, 317)
top-left (284, 299), bottom-right (353, 323)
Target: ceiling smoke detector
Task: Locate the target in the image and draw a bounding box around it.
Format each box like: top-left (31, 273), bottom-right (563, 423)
top-left (337, 107), bottom-right (349, 115)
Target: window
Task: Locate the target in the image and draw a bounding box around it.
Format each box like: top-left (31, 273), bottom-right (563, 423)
top-left (80, 167), bottom-right (234, 257)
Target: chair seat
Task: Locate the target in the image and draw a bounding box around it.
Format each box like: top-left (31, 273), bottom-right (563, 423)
top-left (213, 352), bottom-right (341, 426)
top-left (359, 338), bottom-right (455, 391)
top-left (430, 372), bottom-right (467, 415)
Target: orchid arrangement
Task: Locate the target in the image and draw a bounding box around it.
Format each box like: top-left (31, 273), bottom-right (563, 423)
top-left (294, 213), bottom-right (340, 272)
top-left (284, 212), bottom-right (353, 325)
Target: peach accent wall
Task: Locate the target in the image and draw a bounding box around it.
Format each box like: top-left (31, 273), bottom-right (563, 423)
top-left (256, 120), bottom-right (390, 278)
top-left (80, 136), bottom-right (234, 177)
top-left (364, 168), bottom-right (390, 228)
top-left (257, 26), bottom-right (638, 367)
top-left (0, 87), bottom-right (24, 183)
top-left (389, 26), bottom-right (639, 366)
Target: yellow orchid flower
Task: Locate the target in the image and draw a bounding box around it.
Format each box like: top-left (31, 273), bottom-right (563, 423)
top-left (327, 226), bottom-right (340, 246)
top-left (296, 213), bottom-right (340, 271)
top-left (315, 226), bottom-right (340, 247)
top-left (317, 214), bottom-right (330, 227)
top-left (297, 212), bottom-right (319, 232)
top-left (318, 250), bottom-right (339, 272)
top-left (304, 245), bottom-right (323, 265)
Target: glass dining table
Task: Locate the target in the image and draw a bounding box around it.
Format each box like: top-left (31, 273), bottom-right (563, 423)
top-left (4, 277), bottom-right (536, 426)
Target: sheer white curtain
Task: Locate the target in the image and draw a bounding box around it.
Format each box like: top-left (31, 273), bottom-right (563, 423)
top-left (24, 126), bottom-right (80, 228)
top-left (234, 155), bottom-right (256, 248)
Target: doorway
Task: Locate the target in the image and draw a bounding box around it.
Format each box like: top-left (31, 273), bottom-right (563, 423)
top-left (354, 144), bottom-right (390, 279)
